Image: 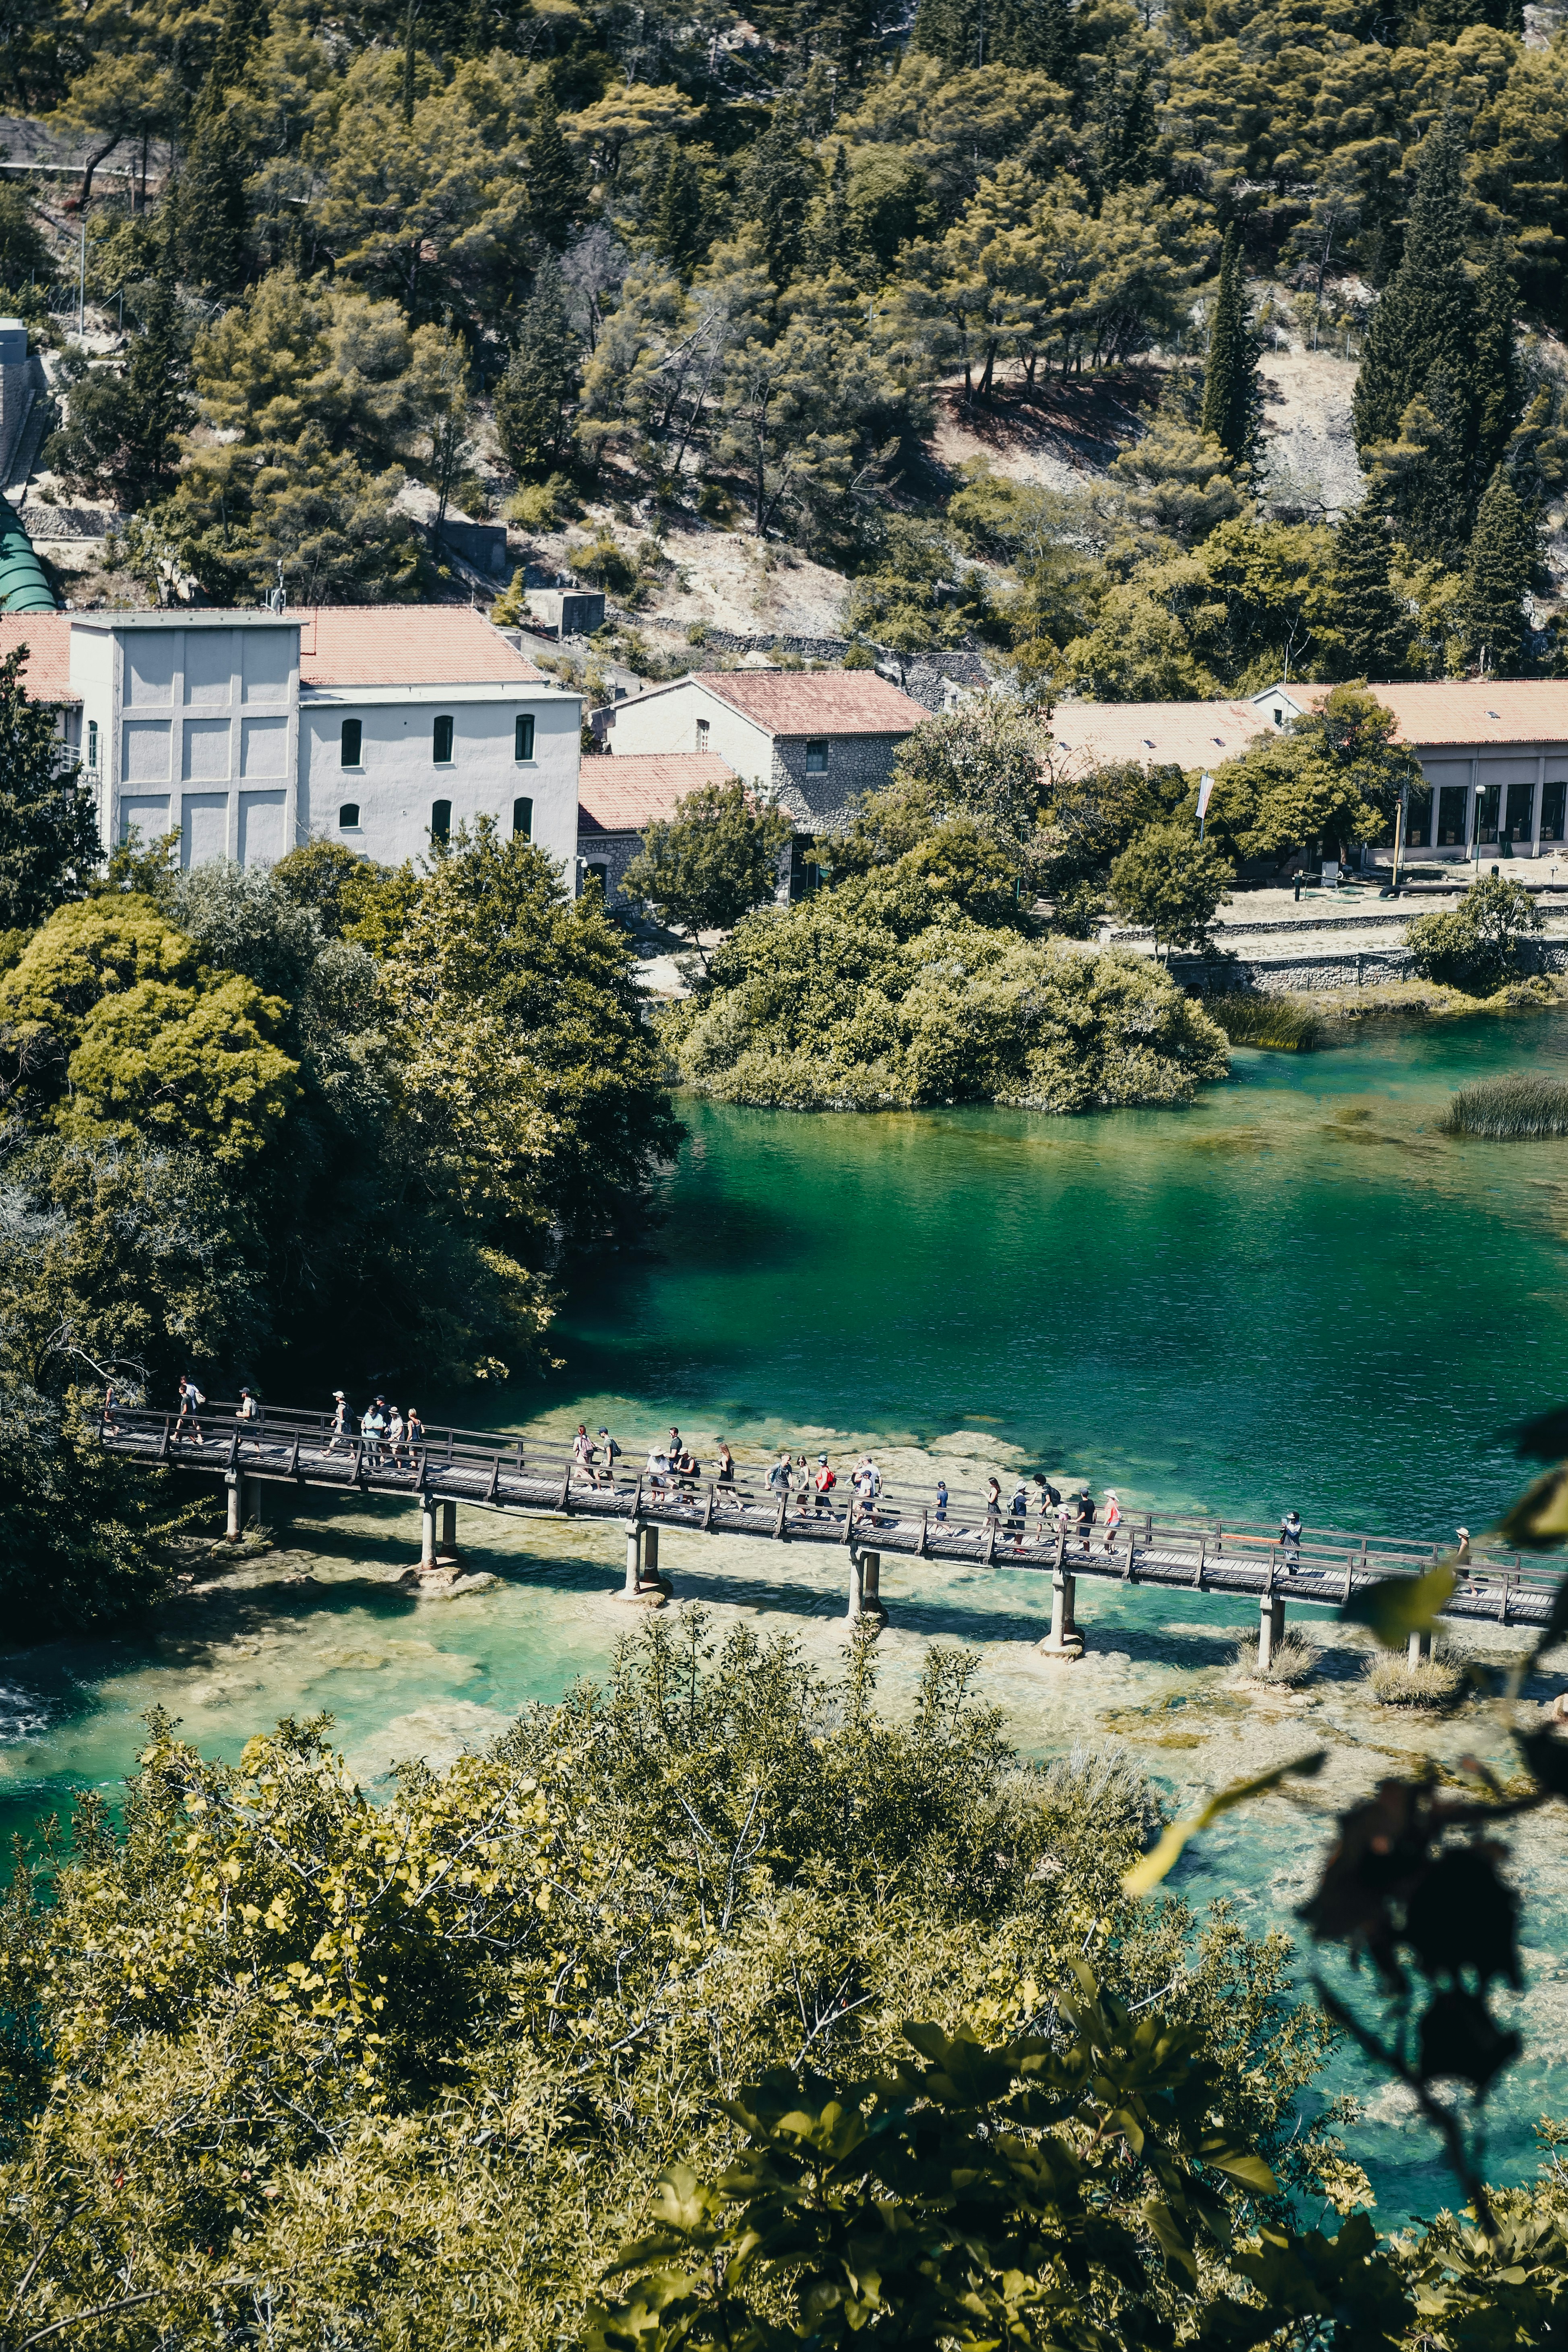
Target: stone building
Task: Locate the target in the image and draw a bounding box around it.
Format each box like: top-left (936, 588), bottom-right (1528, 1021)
top-left (590, 669), bottom-right (928, 836)
top-left (1051, 677), bottom-right (1568, 868)
top-left (577, 750), bottom-right (738, 904)
top-left (0, 605), bottom-right (585, 883)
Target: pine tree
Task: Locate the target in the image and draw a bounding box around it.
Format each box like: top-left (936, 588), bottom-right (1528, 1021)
top-left (1352, 109), bottom-right (1475, 456)
top-left (494, 255), bottom-right (578, 477)
top-left (1330, 502), bottom-right (1410, 680)
top-left (178, 94), bottom-right (249, 293)
top-left (911, 0), bottom-right (1074, 73)
top-left (1471, 230), bottom-right (1522, 489)
top-left (736, 107), bottom-right (818, 283)
top-left (527, 85), bottom-right (578, 250)
top-left (1200, 225), bottom-right (1262, 469)
top-left (809, 143), bottom-right (870, 280)
top-left (653, 141), bottom-right (704, 280)
top-left (1463, 468), bottom-right (1537, 674)
top-left (211, 0), bottom-right (269, 97)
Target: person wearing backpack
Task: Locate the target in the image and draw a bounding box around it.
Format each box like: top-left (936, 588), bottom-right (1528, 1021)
top-left (813, 1454), bottom-right (837, 1516)
top-left (175, 1373), bottom-right (206, 1448)
top-left (596, 1427), bottom-right (622, 1489)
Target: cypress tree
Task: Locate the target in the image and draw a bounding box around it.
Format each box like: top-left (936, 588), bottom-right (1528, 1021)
top-left (178, 94), bottom-right (249, 294)
top-left (527, 84), bottom-right (578, 250)
top-left (1471, 229), bottom-right (1522, 489)
top-left (1352, 109), bottom-right (1475, 456)
top-left (1330, 502), bottom-right (1410, 680)
top-left (1376, 363), bottom-right (1470, 562)
top-left (810, 142), bottom-right (870, 280)
top-left (1200, 225), bottom-right (1262, 469)
top-left (1463, 468), bottom-right (1537, 674)
top-left (494, 255), bottom-right (578, 477)
top-left (653, 141), bottom-right (704, 280)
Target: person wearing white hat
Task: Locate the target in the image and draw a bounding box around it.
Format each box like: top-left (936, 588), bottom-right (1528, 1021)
top-left (327, 1390), bottom-right (350, 1453)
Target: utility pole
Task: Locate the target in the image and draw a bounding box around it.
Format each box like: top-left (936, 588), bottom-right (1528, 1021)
top-left (77, 151), bottom-right (87, 335)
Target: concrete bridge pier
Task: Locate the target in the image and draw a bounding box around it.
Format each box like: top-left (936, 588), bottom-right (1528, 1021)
top-left (1038, 1567), bottom-right (1084, 1661)
top-left (1407, 1628), bottom-right (1434, 1666)
top-left (847, 1549), bottom-right (887, 1631)
top-left (1258, 1592), bottom-right (1286, 1671)
top-left (225, 1471), bottom-right (242, 1540)
top-left (420, 1493), bottom-right (438, 1571)
top-left (438, 1499), bottom-right (461, 1564)
top-left (614, 1521), bottom-right (668, 1606)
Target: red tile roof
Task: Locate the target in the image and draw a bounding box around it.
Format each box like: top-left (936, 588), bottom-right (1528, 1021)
top-left (579, 751), bottom-right (738, 833)
top-left (1048, 699), bottom-right (1267, 772)
top-left (297, 606), bottom-right (545, 687)
top-left (0, 613), bottom-right (75, 701)
top-left (1289, 678), bottom-right (1568, 747)
top-left (698, 669), bottom-right (927, 737)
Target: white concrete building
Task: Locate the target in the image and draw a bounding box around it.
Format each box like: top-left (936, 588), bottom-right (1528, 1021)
top-left (0, 605), bottom-right (583, 879)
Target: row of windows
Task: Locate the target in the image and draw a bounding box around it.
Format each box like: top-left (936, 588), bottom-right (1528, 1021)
top-left (338, 796), bottom-right (534, 843)
top-left (340, 714), bottom-right (536, 768)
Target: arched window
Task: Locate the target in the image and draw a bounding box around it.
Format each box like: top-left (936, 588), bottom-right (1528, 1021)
top-left (431, 799), bottom-right (451, 844)
top-left (432, 714), bottom-right (454, 764)
top-left (514, 714), bottom-right (535, 761)
top-left (341, 718), bottom-right (362, 766)
top-left (513, 795), bottom-right (533, 840)
top-left (339, 803), bottom-right (360, 829)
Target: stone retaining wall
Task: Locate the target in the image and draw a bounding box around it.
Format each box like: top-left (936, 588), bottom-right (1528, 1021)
top-left (1168, 937), bottom-right (1568, 991)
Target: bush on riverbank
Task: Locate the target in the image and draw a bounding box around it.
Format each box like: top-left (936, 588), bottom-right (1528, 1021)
top-left (1406, 873), bottom-right (1543, 994)
top-left (0, 1620), bottom-right (1353, 2344)
top-left (1204, 993), bottom-right (1322, 1051)
top-left (1233, 1626), bottom-right (1319, 1684)
top-left (1443, 1074), bottom-right (1568, 1138)
top-left (663, 860), bottom-right (1231, 1111)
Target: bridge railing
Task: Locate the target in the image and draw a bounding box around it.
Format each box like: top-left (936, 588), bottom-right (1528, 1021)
top-left (98, 1401), bottom-right (1552, 1597)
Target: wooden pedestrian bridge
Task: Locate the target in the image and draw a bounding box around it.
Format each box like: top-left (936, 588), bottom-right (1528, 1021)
top-left (97, 1399), bottom-right (1558, 1667)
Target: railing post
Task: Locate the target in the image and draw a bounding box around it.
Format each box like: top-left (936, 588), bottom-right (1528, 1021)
top-left (1193, 1538), bottom-right (1205, 1591)
top-left (918, 1506), bottom-right (928, 1557)
top-left (702, 1483), bottom-right (715, 1532)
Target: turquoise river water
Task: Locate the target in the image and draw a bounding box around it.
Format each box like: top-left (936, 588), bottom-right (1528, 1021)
top-left (6, 1004), bottom-right (1568, 2221)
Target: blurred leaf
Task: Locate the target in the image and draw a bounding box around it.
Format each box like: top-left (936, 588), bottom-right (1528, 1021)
top-left (1342, 1561), bottom-right (1455, 1647)
top-left (1512, 1404), bottom-right (1568, 1460)
top-left (1122, 1751), bottom-right (1326, 1897)
top-left (1204, 2149), bottom-right (1280, 2194)
top-left (1514, 1726), bottom-right (1568, 1796)
top-left (1497, 1464), bottom-right (1568, 1552)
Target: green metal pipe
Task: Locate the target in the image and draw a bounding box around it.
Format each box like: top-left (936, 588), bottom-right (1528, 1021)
top-left (0, 492), bottom-right (54, 612)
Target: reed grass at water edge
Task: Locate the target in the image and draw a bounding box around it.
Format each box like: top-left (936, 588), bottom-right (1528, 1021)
top-left (1442, 1074), bottom-right (1568, 1138)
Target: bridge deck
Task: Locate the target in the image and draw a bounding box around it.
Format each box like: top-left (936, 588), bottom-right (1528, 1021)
top-left (97, 1404), bottom-right (1558, 1629)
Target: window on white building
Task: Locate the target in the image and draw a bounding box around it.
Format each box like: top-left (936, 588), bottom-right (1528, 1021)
top-left (432, 798), bottom-right (452, 843)
top-left (433, 715), bottom-right (454, 765)
top-left (514, 796), bottom-right (533, 840)
top-left (339, 802), bottom-right (360, 829)
top-left (341, 718), bottom-right (362, 766)
top-left (86, 721), bottom-right (98, 770)
top-left (696, 718), bottom-right (709, 751)
top-left (515, 714), bottom-right (535, 760)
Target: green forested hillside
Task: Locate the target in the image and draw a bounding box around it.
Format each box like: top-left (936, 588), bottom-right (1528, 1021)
top-left (16, 0), bottom-right (1568, 687)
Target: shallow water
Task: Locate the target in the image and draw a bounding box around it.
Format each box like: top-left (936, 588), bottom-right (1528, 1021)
top-left (8, 1004), bottom-right (1568, 2220)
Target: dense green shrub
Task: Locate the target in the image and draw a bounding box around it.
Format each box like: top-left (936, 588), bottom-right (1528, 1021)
top-left (1406, 873), bottom-right (1543, 993)
top-left (663, 859), bottom-right (1231, 1110)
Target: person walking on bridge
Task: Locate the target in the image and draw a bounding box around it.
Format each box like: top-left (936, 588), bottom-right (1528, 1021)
top-left (175, 1373), bottom-right (205, 1447)
top-left (596, 1428), bottom-right (621, 1489)
top-left (1103, 1491), bottom-right (1122, 1552)
top-left (572, 1425), bottom-right (594, 1484)
top-left (813, 1454), bottom-right (836, 1516)
top-left (1280, 1509), bottom-right (1302, 1569)
top-left (715, 1441), bottom-right (736, 1507)
top-left (1075, 1488), bottom-right (1095, 1547)
top-left (768, 1450), bottom-right (793, 1510)
top-left (327, 1391), bottom-right (350, 1453)
top-left (406, 1407), bottom-right (425, 1463)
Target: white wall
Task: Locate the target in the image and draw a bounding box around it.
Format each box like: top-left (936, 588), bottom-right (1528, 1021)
top-left (298, 688), bottom-right (581, 876)
top-left (602, 679), bottom-right (772, 782)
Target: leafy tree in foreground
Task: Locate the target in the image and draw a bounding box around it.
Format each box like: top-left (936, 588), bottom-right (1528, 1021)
top-left (1109, 820), bottom-right (1233, 956)
top-left (1406, 871), bottom-right (1542, 993)
top-left (622, 779), bottom-right (793, 965)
